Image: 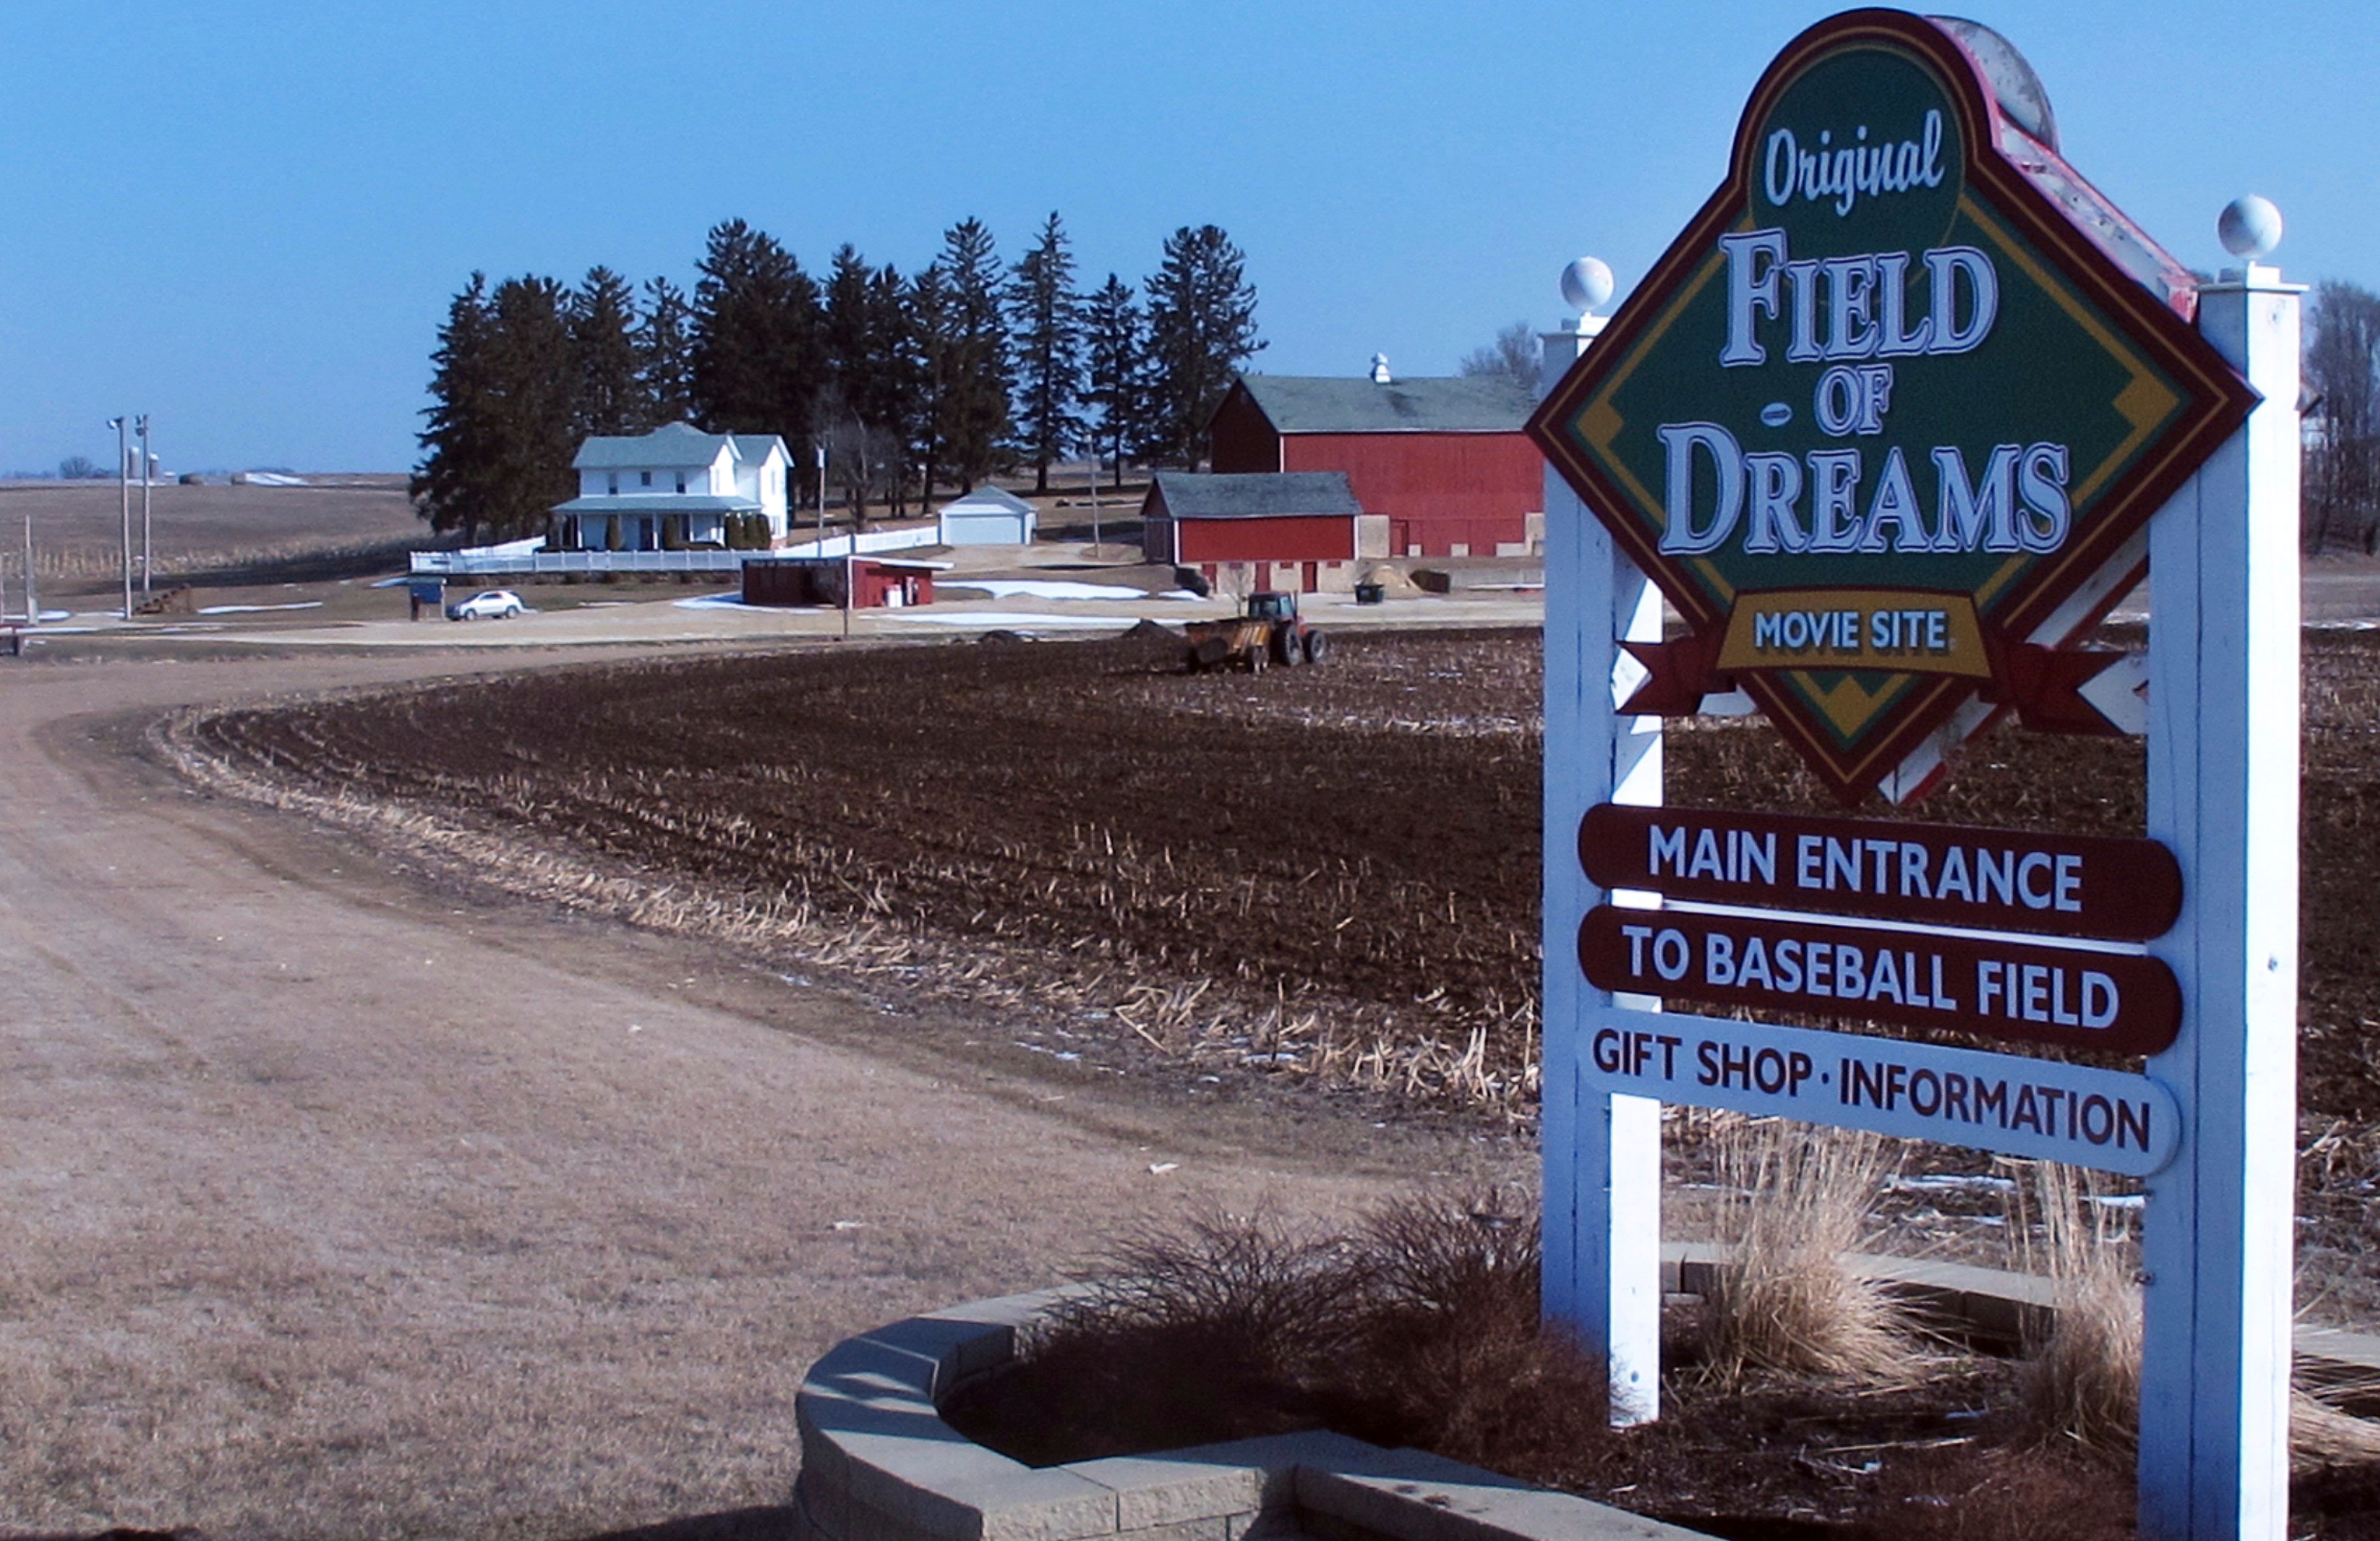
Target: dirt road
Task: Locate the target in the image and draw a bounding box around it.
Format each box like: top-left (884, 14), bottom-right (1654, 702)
top-left (0, 650), bottom-right (1502, 1541)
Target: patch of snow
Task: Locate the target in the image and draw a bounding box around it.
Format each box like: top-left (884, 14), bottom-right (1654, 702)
top-left (940, 579), bottom-right (1185, 602)
top-left (369, 574), bottom-right (414, 588)
top-left (196, 601), bottom-right (325, 615)
top-left (36, 608), bottom-right (70, 622)
top-left (672, 594), bottom-right (750, 610)
top-left (235, 471), bottom-right (309, 487)
top-left (898, 610), bottom-right (1138, 629)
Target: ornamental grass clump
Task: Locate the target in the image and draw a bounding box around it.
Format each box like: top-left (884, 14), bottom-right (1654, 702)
top-left (1697, 1115), bottom-right (1920, 1386)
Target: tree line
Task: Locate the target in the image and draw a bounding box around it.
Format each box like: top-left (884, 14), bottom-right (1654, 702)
top-left (413, 214), bottom-right (1262, 544)
top-left (2308, 279), bottom-right (2380, 553)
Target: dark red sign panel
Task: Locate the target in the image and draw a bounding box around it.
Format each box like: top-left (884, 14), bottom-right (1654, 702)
top-left (1577, 904), bottom-right (2180, 1056)
top-left (1579, 803), bottom-right (2182, 941)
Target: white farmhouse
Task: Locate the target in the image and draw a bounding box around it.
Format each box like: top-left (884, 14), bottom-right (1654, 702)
top-left (551, 422), bottom-right (791, 552)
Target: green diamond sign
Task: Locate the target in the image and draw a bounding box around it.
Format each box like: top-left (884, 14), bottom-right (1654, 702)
top-left (1530, 9), bottom-right (2257, 803)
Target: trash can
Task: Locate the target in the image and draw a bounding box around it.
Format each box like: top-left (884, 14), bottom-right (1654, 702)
top-left (1353, 582), bottom-right (1384, 606)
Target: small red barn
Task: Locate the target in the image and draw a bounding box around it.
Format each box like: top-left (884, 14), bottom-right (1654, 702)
top-left (1139, 472), bottom-right (1367, 595)
top-left (1207, 372), bottom-right (1541, 559)
top-left (742, 557), bottom-right (939, 608)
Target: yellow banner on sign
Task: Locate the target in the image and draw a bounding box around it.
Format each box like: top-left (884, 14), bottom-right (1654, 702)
top-left (1716, 591), bottom-right (1993, 678)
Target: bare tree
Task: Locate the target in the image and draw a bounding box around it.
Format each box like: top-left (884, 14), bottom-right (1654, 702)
top-left (2306, 281), bottom-right (2380, 553)
top-left (1459, 321), bottom-right (1539, 392)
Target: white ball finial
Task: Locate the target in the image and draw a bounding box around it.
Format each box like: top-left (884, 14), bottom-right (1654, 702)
top-left (1560, 257), bottom-right (1616, 316)
top-left (2218, 196), bottom-right (2283, 260)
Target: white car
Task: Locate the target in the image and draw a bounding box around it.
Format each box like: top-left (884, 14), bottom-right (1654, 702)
top-left (446, 589), bottom-right (525, 621)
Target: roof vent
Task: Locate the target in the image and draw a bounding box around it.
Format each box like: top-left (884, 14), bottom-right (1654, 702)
top-left (1369, 352), bottom-right (1392, 384)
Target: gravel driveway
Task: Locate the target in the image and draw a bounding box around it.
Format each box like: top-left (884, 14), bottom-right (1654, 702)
top-left (0, 650), bottom-right (1500, 1541)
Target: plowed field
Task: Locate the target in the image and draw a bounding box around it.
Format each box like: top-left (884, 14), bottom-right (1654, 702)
top-left (189, 626), bottom-right (2380, 1139)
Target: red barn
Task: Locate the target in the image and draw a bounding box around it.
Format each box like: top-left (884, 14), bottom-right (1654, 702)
top-left (1207, 372), bottom-right (1542, 559)
top-left (1139, 472), bottom-right (1368, 595)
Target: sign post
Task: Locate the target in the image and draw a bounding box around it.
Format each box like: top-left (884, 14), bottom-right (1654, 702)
top-left (2137, 262), bottom-right (2302, 1541)
top-left (1539, 311), bottom-right (1665, 1423)
top-left (1532, 12), bottom-right (2296, 1535)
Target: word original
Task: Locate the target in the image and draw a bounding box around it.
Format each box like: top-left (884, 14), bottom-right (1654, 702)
top-left (1762, 110), bottom-right (1948, 219)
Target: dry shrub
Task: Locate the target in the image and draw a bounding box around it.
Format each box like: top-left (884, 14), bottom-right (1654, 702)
top-left (944, 1195), bottom-right (1613, 1484)
top-left (1698, 1116), bottom-right (1917, 1386)
top-left (2014, 1162), bottom-right (2141, 1462)
top-left (1337, 1192), bottom-right (1612, 1484)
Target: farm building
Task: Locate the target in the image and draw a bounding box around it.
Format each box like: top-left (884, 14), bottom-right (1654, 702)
top-left (1207, 366), bottom-right (1542, 559)
top-left (551, 422), bottom-right (791, 552)
top-left (936, 486), bottom-right (1038, 546)
top-left (1139, 471), bottom-right (1382, 595)
top-left (742, 556), bottom-right (940, 609)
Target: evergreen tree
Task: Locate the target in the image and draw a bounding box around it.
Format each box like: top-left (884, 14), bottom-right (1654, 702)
top-left (1141, 225), bottom-right (1262, 468)
top-left (570, 266), bottom-right (649, 439)
top-left (1081, 272), bottom-right (1146, 491)
top-left (480, 275), bottom-right (581, 541)
top-left (1006, 211), bottom-right (1084, 494)
top-left (637, 277), bottom-right (696, 424)
top-left (934, 217), bottom-right (1011, 491)
top-left (867, 262), bottom-right (923, 517)
top-left (906, 262), bottom-right (952, 506)
top-left (690, 218), bottom-right (822, 441)
top-left (413, 273), bottom-right (497, 542)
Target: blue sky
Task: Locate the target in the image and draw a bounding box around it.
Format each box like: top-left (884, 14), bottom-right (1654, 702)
top-left (3, 1), bottom-right (2373, 473)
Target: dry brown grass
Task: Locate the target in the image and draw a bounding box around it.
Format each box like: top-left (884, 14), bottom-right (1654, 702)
top-left (2014, 1162), bottom-right (2142, 1461)
top-left (1696, 1115), bottom-right (1921, 1386)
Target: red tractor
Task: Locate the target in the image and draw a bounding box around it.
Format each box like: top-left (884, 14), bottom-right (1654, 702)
top-left (1183, 591), bottom-right (1329, 673)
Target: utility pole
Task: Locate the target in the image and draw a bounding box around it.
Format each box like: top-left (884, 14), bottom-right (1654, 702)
top-left (816, 441), bottom-right (828, 542)
top-left (108, 416), bottom-right (130, 619)
top-left (137, 414), bottom-right (153, 594)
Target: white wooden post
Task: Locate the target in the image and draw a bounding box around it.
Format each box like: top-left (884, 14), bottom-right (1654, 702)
top-left (1541, 321), bottom-right (1665, 1422)
top-left (2137, 259), bottom-right (2302, 1540)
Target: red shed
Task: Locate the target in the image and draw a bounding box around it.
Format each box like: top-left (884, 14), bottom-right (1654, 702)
top-left (1139, 471), bottom-right (1364, 595)
top-left (742, 557), bottom-right (940, 608)
top-left (1207, 371), bottom-right (1541, 559)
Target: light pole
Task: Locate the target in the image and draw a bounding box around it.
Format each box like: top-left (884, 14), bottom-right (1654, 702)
top-left (137, 414), bottom-right (153, 594)
top-left (815, 441), bottom-right (828, 544)
top-left (108, 416), bottom-right (130, 619)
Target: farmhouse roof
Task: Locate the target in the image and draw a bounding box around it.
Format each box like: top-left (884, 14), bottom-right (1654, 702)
top-left (938, 486), bottom-right (1036, 516)
top-left (552, 494), bottom-right (760, 514)
top-left (1231, 374), bottom-right (1535, 434)
top-left (571, 422), bottom-right (789, 470)
top-left (1149, 471), bottom-right (1362, 519)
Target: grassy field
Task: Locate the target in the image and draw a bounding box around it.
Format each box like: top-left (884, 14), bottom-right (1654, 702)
top-left (0, 475), bottom-right (424, 593)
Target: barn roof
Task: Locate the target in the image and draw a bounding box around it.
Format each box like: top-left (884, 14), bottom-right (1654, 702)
top-left (1231, 375), bottom-right (1535, 434)
top-left (1149, 471), bottom-right (1362, 519)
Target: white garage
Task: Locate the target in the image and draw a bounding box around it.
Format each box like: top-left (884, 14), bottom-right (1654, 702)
top-left (936, 486), bottom-right (1038, 547)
